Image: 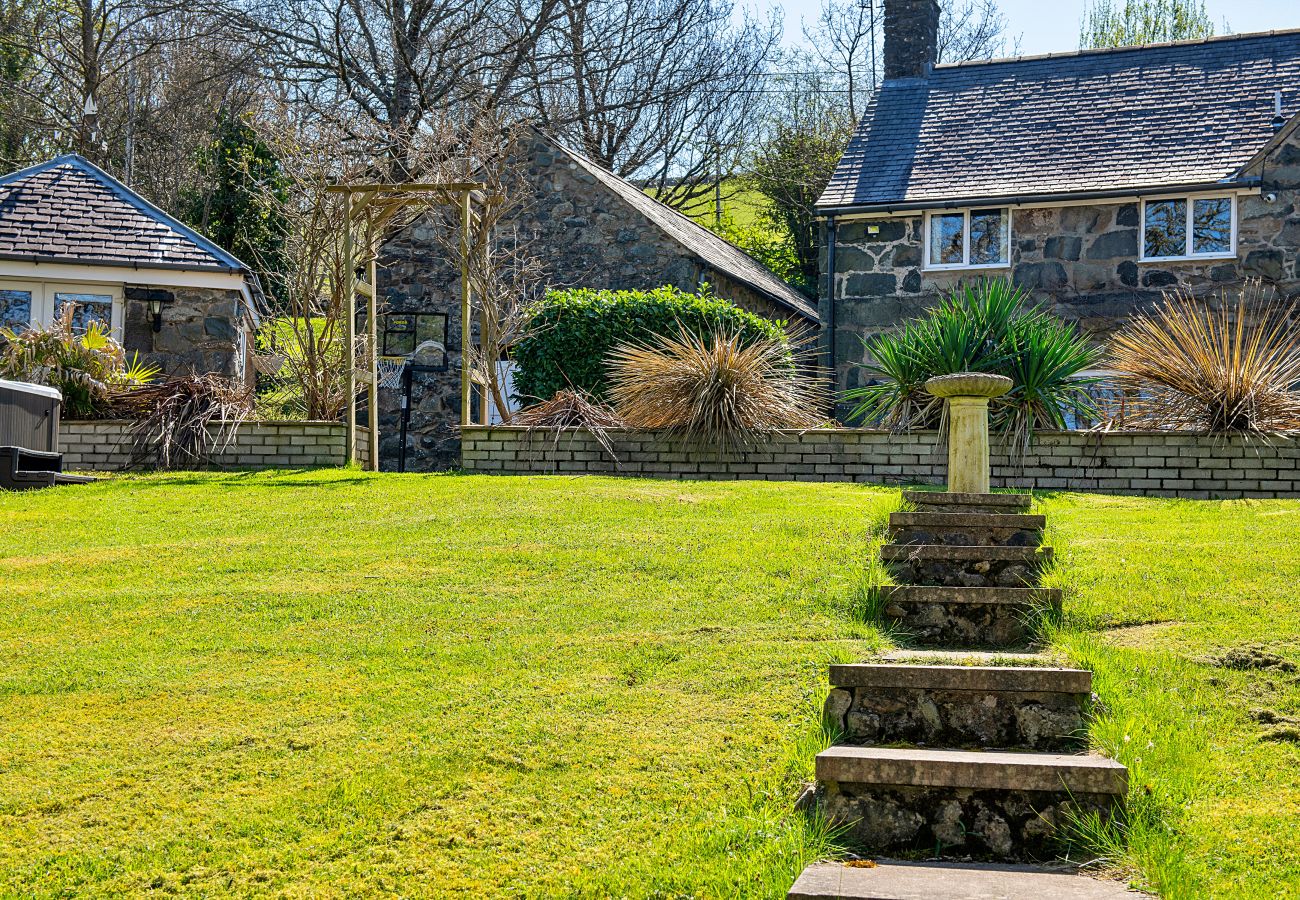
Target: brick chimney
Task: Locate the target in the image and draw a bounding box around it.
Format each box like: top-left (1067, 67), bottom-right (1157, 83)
top-left (883, 0), bottom-right (941, 80)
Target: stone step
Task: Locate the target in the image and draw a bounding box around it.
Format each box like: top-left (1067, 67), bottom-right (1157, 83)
top-left (904, 491), bottom-right (1032, 515)
top-left (825, 664), bottom-right (1091, 751)
top-left (816, 746), bottom-right (1126, 859)
top-left (789, 860), bottom-right (1151, 899)
top-left (880, 586), bottom-right (1062, 649)
top-left (880, 544), bottom-right (1053, 588)
top-left (879, 649), bottom-right (1054, 666)
top-left (889, 511), bottom-right (1045, 548)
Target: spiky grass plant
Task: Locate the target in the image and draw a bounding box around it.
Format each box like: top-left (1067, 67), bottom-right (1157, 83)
top-left (846, 279), bottom-right (1101, 450)
top-left (1106, 284), bottom-right (1300, 436)
top-left (607, 326), bottom-right (828, 446)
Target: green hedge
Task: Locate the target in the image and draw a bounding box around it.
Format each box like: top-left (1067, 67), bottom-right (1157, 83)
top-left (511, 285), bottom-right (786, 403)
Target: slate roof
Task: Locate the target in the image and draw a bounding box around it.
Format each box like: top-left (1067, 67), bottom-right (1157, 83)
top-left (0, 155), bottom-right (248, 272)
top-left (554, 141), bottom-right (819, 322)
top-left (819, 29), bottom-right (1300, 213)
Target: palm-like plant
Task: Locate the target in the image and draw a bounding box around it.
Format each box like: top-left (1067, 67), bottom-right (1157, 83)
top-left (845, 279), bottom-right (1101, 449)
top-left (0, 305), bottom-right (159, 417)
top-left (1106, 284), bottom-right (1300, 435)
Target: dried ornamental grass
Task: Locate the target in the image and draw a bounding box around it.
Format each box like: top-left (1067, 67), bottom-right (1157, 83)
top-left (112, 374), bottom-right (255, 470)
top-left (1106, 284), bottom-right (1300, 435)
top-left (511, 388), bottom-right (625, 462)
top-left (606, 327), bottom-right (828, 446)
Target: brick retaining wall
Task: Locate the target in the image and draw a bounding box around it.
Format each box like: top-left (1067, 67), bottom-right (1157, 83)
top-left (461, 427), bottom-right (1300, 499)
top-left (60, 420), bottom-right (367, 471)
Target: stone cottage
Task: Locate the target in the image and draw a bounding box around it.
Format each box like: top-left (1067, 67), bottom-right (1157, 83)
top-left (379, 132), bottom-right (819, 470)
top-left (0, 155), bottom-right (259, 380)
top-left (817, 0), bottom-right (1300, 412)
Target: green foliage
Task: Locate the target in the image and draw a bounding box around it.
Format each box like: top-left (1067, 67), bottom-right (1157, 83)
top-left (748, 75), bottom-right (855, 294)
top-left (844, 279), bottom-right (1101, 448)
top-left (511, 285), bottom-right (786, 403)
top-left (0, 304), bottom-right (158, 417)
top-left (180, 114), bottom-right (290, 300)
top-left (707, 213), bottom-right (810, 296)
top-left (1079, 0), bottom-right (1215, 48)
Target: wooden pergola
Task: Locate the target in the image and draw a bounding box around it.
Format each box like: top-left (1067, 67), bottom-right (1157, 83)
top-left (326, 181), bottom-right (488, 470)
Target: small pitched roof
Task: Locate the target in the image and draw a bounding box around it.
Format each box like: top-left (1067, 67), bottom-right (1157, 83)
top-left (0, 154), bottom-right (248, 272)
top-left (819, 29), bottom-right (1300, 213)
top-left (552, 140), bottom-right (819, 322)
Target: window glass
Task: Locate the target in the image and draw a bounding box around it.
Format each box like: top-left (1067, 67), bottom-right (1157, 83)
top-left (929, 213), bottom-right (965, 265)
top-left (55, 292), bottom-right (114, 334)
top-left (969, 209), bottom-right (1007, 265)
top-left (1144, 199), bottom-right (1187, 258)
top-left (1192, 198), bottom-right (1232, 255)
top-left (0, 289), bottom-right (32, 331)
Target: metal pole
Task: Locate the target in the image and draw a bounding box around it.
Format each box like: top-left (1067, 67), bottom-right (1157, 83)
top-left (367, 251), bottom-right (380, 471)
top-left (343, 191), bottom-right (357, 465)
top-left (460, 190), bottom-right (472, 427)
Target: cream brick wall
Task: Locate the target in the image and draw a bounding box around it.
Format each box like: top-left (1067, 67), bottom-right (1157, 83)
top-left (461, 427), bottom-right (1300, 499)
top-left (60, 421), bottom-right (356, 471)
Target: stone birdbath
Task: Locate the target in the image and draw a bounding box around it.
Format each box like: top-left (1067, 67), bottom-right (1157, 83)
top-left (925, 372), bottom-right (1013, 494)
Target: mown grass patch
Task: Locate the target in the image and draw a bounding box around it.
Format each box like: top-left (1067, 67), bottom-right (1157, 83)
top-left (2, 476), bottom-right (1298, 897)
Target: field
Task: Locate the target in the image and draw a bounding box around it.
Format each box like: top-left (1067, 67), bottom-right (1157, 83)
top-left (2, 473), bottom-right (1298, 898)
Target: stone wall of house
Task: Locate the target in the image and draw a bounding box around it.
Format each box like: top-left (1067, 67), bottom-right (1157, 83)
top-left (461, 426), bottom-right (1300, 499)
top-left (59, 420), bottom-right (366, 471)
top-left (825, 129), bottom-right (1300, 410)
top-left (376, 133), bottom-right (808, 471)
top-left (120, 285), bottom-right (249, 379)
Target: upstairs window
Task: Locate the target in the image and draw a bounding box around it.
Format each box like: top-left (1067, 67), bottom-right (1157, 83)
top-left (1141, 195), bottom-right (1235, 261)
top-left (924, 208), bottom-right (1010, 270)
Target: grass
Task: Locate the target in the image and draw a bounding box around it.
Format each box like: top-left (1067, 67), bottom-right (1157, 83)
top-left (1, 475), bottom-right (1298, 897)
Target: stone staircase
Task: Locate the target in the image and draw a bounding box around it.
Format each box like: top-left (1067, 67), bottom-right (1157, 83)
top-left (789, 491), bottom-right (1143, 899)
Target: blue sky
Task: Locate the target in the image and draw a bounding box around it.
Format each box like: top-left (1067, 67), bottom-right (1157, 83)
top-left (768, 0), bottom-right (1300, 54)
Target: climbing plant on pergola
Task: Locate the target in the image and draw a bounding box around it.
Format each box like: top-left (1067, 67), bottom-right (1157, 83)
top-left (326, 181), bottom-right (488, 470)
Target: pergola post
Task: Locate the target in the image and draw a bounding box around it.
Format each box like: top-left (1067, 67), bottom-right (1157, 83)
top-left (343, 191), bottom-right (357, 467)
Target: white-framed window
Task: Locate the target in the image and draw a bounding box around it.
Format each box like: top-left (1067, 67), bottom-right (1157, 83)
top-left (1140, 194), bottom-right (1236, 262)
top-left (923, 208), bottom-right (1011, 271)
top-left (0, 279), bottom-right (122, 335)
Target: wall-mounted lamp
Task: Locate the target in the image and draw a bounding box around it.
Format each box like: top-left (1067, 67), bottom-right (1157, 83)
top-left (147, 296), bottom-right (164, 332)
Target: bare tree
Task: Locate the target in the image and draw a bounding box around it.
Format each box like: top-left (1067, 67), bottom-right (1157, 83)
top-left (523, 0), bottom-right (780, 213)
top-left (229, 0), bottom-right (564, 178)
top-left (803, 0), bottom-right (1013, 125)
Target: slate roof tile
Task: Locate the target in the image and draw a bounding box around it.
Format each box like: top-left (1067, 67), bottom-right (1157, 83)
top-left (819, 30), bottom-right (1300, 211)
top-left (0, 155), bottom-right (246, 271)
top-left (552, 140), bottom-right (819, 322)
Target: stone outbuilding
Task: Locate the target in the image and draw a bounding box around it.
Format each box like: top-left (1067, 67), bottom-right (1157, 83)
top-left (0, 155), bottom-right (259, 380)
top-left (817, 0), bottom-right (1300, 414)
top-left (378, 132), bottom-right (819, 470)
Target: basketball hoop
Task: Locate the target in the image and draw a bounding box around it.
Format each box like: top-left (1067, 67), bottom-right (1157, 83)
top-left (376, 356), bottom-right (409, 389)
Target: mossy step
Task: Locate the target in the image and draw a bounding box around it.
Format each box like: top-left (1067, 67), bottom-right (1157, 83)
top-left (826, 664), bottom-right (1091, 752)
top-left (829, 663), bottom-right (1090, 693)
top-left (817, 746), bottom-right (1126, 794)
top-left (904, 490), bottom-right (1032, 515)
top-left (881, 544), bottom-right (1054, 589)
top-left (879, 586), bottom-right (1061, 649)
top-left (890, 511), bottom-right (1045, 547)
top-left (789, 860), bottom-right (1151, 899)
top-left (815, 747), bottom-right (1127, 859)
top-left (879, 648), bottom-right (1055, 666)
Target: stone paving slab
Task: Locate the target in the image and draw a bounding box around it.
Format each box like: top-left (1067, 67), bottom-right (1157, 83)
top-left (904, 491), bottom-right (1032, 514)
top-left (829, 663), bottom-right (1091, 693)
top-left (816, 746), bottom-right (1127, 794)
top-left (788, 860), bottom-right (1151, 899)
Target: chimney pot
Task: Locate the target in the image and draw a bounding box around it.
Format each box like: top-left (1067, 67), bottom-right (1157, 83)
top-left (884, 0), bottom-right (941, 80)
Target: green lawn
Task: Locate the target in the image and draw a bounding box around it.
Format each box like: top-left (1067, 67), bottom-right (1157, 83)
top-left (1, 474), bottom-right (1298, 898)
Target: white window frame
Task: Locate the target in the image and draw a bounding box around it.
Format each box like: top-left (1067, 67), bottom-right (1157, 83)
top-left (0, 278), bottom-right (123, 336)
top-left (923, 208), bottom-right (1012, 271)
top-left (1139, 193), bottom-right (1237, 263)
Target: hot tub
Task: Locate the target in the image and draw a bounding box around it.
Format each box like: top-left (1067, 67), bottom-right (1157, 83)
top-left (0, 379), bottom-right (62, 453)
